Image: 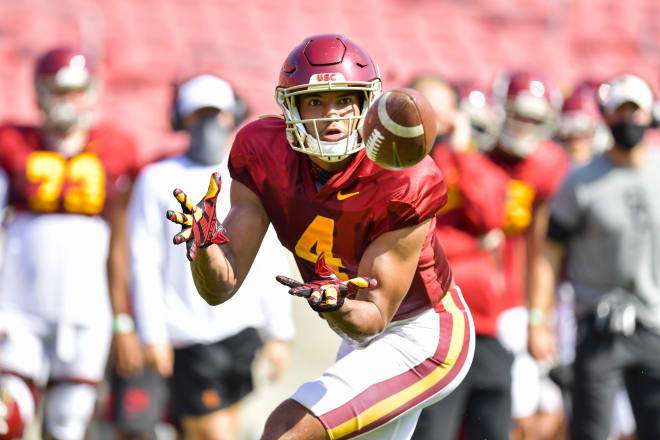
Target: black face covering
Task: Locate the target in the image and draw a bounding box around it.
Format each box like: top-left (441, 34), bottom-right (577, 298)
top-left (609, 122), bottom-right (646, 150)
top-left (185, 113), bottom-right (230, 165)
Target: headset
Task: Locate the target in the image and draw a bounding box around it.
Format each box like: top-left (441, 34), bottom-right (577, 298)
top-left (170, 75), bottom-right (249, 131)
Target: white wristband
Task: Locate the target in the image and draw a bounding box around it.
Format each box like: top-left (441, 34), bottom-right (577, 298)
top-left (529, 308), bottom-right (546, 327)
top-left (113, 313), bottom-right (135, 334)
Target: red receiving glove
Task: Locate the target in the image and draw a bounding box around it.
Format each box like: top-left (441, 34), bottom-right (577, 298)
top-left (166, 172), bottom-right (228, 261)
top-left (276, 253), bottom-right (378, 313)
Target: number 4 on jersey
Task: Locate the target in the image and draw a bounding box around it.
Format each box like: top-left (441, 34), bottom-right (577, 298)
top-left (294, 215), bottom-right (348, 280)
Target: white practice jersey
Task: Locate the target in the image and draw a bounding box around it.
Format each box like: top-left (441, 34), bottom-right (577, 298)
top-left (129, 154), bottom-right (295, 347)
top-left (0, 211), bottom-right (111, 327)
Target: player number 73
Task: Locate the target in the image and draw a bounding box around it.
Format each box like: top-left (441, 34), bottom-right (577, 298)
top-left (26, 151), bottom-right (106, 214)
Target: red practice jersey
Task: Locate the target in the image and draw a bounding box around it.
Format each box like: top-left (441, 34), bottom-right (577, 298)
top-left (229, 117), bottom-right (452, 321)
top-left (487, 140), bottom-right (569, 310)
top-left (431, 145), bottom-right (510, 336)
top-left (0, 123), bottom-right (139, 219)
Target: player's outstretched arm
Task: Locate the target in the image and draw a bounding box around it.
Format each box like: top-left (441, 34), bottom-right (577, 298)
top-left (325, 219), bottom-right (431, 346)
top-left (276, 219), bottom-right (432, 347)
top-left (167, 175), bottom-right (269, 305)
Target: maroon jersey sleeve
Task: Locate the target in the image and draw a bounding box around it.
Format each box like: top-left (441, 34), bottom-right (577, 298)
top-left (528, 141), bottom-right (569, 202)
top-left (0, 125), bottom-right (44, 211)
top-left (228, 122), bottom-right (263, 199)
top-left (89, 124), bottom-right (140, 178)
top-left (87, 123), bottom-right (140, 208)
top-left (432, 145), bottom-right (509, 233)
top-left (0, 125), bottom-right (37, 172)
top-left (0, 125), bottom-right (12, 168)
top-left (370, 156), bottom-right (448, 240)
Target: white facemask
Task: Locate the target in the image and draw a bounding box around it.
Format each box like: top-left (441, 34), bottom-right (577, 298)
top-left (498, 127), bottom-right (540, 157)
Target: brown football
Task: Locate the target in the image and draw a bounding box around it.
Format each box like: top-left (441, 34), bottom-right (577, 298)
top-left (362, 88), bottom-right (437, 170)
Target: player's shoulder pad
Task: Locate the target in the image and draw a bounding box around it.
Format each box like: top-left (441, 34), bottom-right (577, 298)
top-left (399, 155), bottom-right (444, 185)
top-left (0, 123), bottom-right (38, 141)
top-left (230, 116), bottom-right (287, 161)
top-left (0, 124), bottom-right (40, 160)
top-left (378, 155), bottom-right (445, 202)
top-left (234, 115), bottom-right (285, 140)
top-left (90, 122), bottom-right (136, 147)
top-left (534, 140), bottom-right (569, 170)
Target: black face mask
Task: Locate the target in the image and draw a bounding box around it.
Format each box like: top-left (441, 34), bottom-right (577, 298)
top-left (609, 122), bottom-right (646, 150)
top-left (186, 114), bottom-right (230, 165)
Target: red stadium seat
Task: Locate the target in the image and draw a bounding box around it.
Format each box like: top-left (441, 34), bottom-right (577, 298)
top-left (0, 0), bottom-right (657, 159)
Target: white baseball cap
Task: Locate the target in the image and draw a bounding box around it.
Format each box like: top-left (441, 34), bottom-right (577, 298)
top-left (599, 74), bottom-right (654, 115)
top-left (177, 74), bottom-right (237, 117)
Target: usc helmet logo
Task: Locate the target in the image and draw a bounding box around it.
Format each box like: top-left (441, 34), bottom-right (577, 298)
top-left (309, 73), bottom-right (346, 84)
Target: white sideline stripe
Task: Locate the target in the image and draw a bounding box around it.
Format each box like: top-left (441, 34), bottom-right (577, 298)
top-left (378, 92), bottom-right (424, 138)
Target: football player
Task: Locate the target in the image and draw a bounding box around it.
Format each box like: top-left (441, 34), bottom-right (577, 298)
top-left (408, 74), bottom-right (515, 440)
top-left (458, 83), bottom-right (501, 152)
top-left (487, 70), bottom-right (570, 440)
top-left (166, 34), bottom-right (475, 440)
top-left (0, 46), bottom-right (140, 440)
top-left (406, 73), bottom-right (472, 152)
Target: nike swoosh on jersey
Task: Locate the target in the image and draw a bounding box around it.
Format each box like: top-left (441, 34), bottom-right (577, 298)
top-left (337, 191), bottom-right (359, 200)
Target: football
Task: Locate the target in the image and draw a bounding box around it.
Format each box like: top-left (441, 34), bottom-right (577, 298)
top-left (362, 88), bottom-right (437, 170)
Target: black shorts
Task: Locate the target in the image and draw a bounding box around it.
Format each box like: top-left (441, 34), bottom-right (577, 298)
top-left (110, 367), bottom-right (168, 436)
top-left (111, 327), bottom-right (262, 434)
top-left (170, 327), bottom-right (263, 420)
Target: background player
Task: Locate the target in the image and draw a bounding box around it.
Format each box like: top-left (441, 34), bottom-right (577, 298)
top-left (0, 46), bottom-right (139, 440)
top-left (111, 72), bottom-right (295, 440)
top-left (166, 34), bottom-right (474, 440)
top-left (409, 74), bottom-right (514, 440)
top-left (485, 70), bottom-right (570, 440)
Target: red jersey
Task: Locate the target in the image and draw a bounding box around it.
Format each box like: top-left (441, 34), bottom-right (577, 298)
top-left (431, 146), bottom-right (508, 236)
top-left (431, 145), bottom-right (510, 336)
top-left (0, 123), bottom-right (139, 219)
top-left (229, 117), bottom-right (452, 320)
top-left (487, 140), bottom-right (569, 310)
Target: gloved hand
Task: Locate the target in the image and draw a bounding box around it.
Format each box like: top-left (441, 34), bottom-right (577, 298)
top-left (166, 172), bottom-right (228, 261)
top-left (276, 252), bottom-right (377, 313)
